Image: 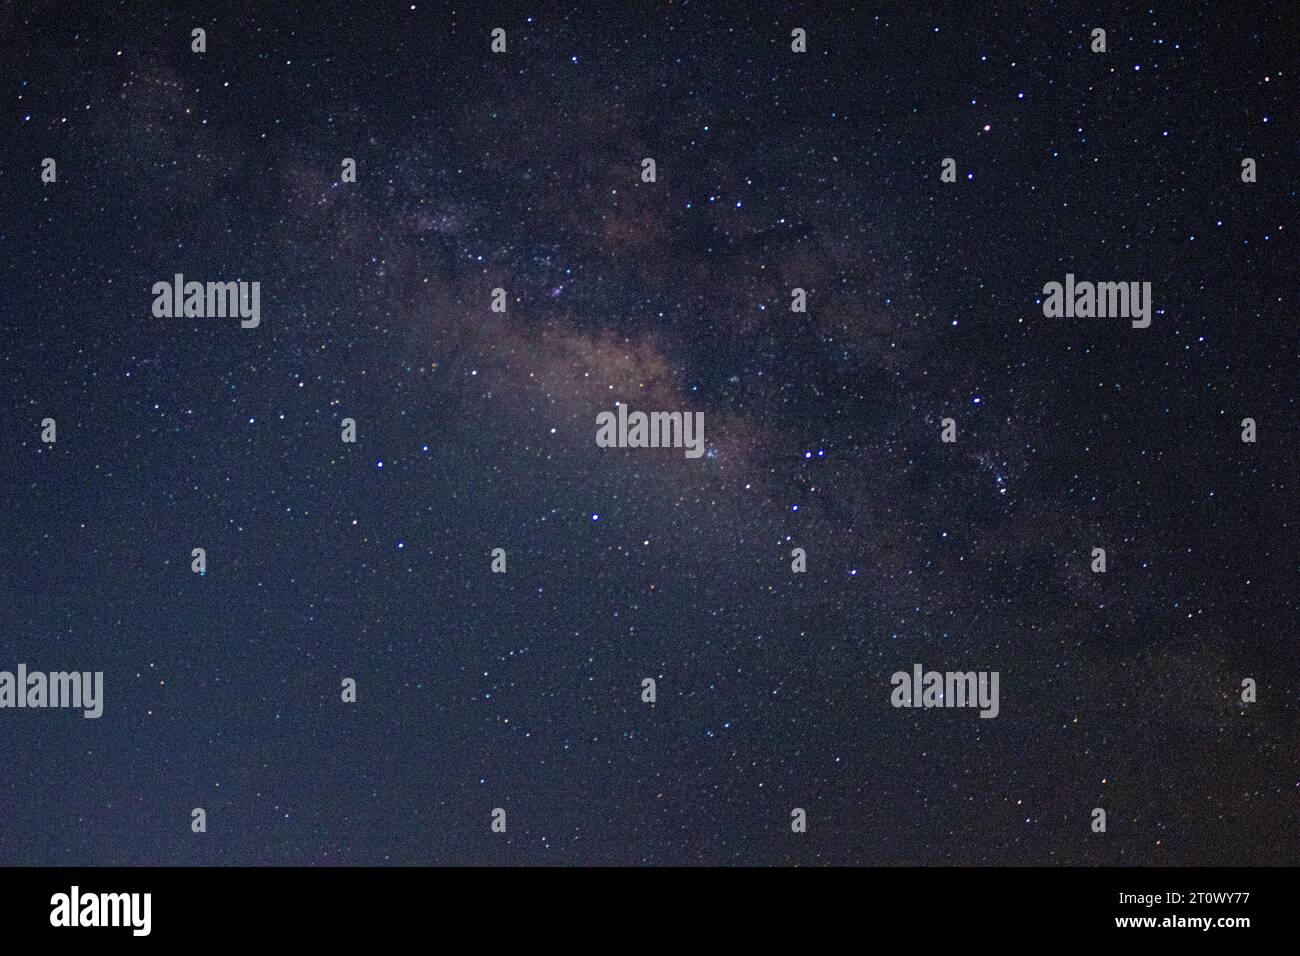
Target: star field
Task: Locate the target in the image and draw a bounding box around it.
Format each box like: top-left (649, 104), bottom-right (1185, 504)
top-left (0, 2), bottom-right (1295, 865)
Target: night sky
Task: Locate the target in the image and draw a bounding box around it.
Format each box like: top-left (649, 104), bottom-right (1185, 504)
top-left (1, 2), bottom-right (1295, 866)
